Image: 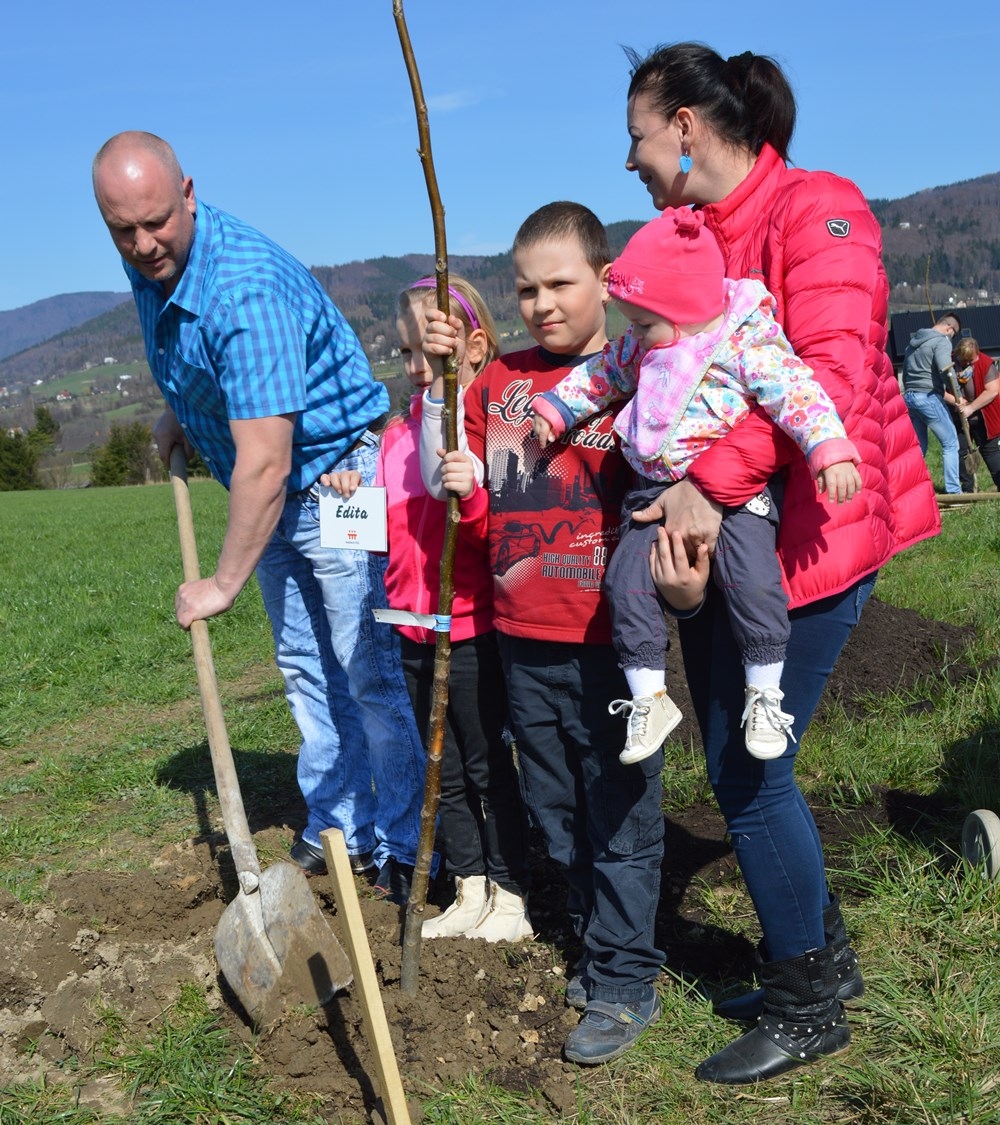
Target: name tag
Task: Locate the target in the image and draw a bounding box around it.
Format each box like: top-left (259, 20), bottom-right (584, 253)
top-left (318, 486), bottom-right (388, 552)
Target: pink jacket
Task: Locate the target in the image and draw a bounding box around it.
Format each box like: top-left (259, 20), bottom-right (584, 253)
top-left (691, 144), bottom-right (940, 608)
top-left (376, 396), bottom-right (495, 645)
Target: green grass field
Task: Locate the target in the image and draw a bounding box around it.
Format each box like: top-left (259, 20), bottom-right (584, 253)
top-left (1, 481), bottom-right (999, 1123)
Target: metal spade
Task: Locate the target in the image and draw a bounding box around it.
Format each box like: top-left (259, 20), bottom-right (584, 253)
top-left (170, 449), bottom-right (352, 1024)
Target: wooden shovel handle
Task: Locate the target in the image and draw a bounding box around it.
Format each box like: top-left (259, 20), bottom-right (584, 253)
top-left (169, 447), bottom-right (261, 891)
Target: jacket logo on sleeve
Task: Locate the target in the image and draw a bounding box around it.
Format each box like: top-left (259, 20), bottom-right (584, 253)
top-left (826, 219), bottom-right (850, 238)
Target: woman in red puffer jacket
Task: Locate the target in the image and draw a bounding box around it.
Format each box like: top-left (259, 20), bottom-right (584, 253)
top-left (622, 41), bottom-right (940, 1085)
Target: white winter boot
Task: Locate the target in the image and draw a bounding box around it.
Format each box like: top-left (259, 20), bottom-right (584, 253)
top-left (421, 875), bottom-right (488, 939)
top-left (467, 883), bottom-right (534, 942)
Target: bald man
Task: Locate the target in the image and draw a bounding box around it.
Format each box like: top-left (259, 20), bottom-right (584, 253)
top-left (93, 132), bottom-right (428, 900)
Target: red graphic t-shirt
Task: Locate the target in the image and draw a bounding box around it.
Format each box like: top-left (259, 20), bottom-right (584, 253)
top-left (459, 347), bottom-right (633, 644)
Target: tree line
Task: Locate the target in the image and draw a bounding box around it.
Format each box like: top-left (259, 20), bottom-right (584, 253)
top-left (0, 410), bottom-right (197, 491)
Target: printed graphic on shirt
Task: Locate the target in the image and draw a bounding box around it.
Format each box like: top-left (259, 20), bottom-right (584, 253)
top-left (471, 364), bottom-right (632, 641)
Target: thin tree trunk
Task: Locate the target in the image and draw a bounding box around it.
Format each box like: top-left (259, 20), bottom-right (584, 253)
top-left (393, 0), bottom-right (461, 996)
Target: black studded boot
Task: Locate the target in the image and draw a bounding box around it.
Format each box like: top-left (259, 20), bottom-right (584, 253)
top-left (713, 895), bottom-right (864, 1022)
top-left (696, 943), bottom-right (851, 1084)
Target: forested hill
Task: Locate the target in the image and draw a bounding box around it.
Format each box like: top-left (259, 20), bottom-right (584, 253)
top-left (3, 169), bottom-right (999, 390)
top-left (0, 219), bottom-right (642, 389)
top-left (872, 171), bottom-right (1000, 297)
top-left (0, 291), bottom-right (130, 363)
top-left (0, 300), bottom-right (149, 386)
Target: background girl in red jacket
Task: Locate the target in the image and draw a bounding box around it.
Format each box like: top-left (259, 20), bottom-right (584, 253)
top-left (621, 41), bottom-right (940, 1084)
top-left (954, 337), bottom-right (1000, 489)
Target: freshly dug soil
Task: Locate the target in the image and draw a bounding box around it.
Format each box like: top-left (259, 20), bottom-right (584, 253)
top-left (0, 596), bottom-right (976, 1120)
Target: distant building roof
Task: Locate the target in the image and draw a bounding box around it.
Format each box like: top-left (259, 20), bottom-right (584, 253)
top-left (889, 307), bottom-right (1000, 364)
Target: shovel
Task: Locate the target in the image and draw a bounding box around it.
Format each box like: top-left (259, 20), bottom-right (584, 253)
top-left (169, 448), bottom-right (352, 1024)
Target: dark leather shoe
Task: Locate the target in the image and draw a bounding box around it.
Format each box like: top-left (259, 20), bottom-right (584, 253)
top-left (290, 838), bottom-right (327, 876)
top-left (695, 1008), bottom-right (850, 1083)
top-left (349, 850), bottom-right (376, 875)
top-left (373, 857), bottom-right (415, 906)
top-left (291, 839), bottom-right (375, 876)
top-left (699, 944), bottom-right (851, 1084)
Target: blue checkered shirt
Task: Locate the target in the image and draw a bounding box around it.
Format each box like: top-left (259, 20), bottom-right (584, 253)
top-left (125, 201), bottom-right (387, 491)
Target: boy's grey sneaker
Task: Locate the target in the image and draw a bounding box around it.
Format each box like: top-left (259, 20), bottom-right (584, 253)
top-left (741, 685), bottom-right (796, 760)
top-left (610, 690), bottom-right (682, 765)
top-left (565, 972), bottom-right (588, 1010)
top-left (563, 986), bottom-right (662, 1064)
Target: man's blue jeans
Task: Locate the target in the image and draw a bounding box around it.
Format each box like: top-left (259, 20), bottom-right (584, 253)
top-left (498, 635), bottom-right (665, 1003)
top-left (904, 390), bottom-right (961, 493)
top-left (678, 572), bottom-right (876, 962)
top-left (255, 433), bottom-right (426, 869)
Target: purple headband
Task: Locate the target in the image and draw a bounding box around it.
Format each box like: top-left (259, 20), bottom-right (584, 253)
top-left (409, 277), bottom-right (480, 330)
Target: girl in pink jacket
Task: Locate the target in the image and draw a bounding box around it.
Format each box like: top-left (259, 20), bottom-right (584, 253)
top-left (325, 277), bottom-right (531, 941)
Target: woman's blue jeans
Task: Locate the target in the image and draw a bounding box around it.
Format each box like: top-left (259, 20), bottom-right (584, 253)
top-left (255, 433), bottom-right (427, 869)
top-left (678, 572), bottom-right (876, 960)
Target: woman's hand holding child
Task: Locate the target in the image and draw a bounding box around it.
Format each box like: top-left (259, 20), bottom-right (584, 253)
top-left (650, 528), bottom-right (711, 612)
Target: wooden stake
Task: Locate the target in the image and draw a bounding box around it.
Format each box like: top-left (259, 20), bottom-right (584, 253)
top-left (321, 829), bottom-right (411, 1125)
top-left (392, 0), bottom-right (459, 996)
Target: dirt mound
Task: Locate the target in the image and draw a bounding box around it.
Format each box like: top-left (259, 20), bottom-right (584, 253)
top-left (0, 596), bottom-right (976, 1119)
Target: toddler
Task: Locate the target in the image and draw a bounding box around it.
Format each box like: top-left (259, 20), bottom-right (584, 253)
top-left (532, 208), bottom-right (861, 762)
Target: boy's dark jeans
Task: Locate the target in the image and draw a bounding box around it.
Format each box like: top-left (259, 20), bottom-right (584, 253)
top-left (498, 634), bottom-right (665, 1003)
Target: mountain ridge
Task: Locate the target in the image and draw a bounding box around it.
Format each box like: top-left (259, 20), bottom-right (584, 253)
top-left (0, 292), bottom-right (131, 365)
top-left (2, 172), bottom-right (998, 391)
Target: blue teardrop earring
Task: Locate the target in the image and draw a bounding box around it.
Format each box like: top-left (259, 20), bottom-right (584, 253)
top-left (679, 147), bottom-right (693, 175)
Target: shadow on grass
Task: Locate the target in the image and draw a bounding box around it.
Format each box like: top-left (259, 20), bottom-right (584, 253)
top-left (155, 740), bottom-right (305, 838)
top-left (883, 714), bottom-right (1000, 856)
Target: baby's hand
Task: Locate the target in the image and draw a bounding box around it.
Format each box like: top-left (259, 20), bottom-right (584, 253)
top-left (649, 528), bottom-right (710, 612)
top-left (531, 414), bottom-right (554, 448)
top-left (319, 469), bottom-right (362, 498)
top-left (422, 307), bottom-right (462, 357)
top-left (816, 461), bottom-right (862, 504)
top-left (438, 449), bottom-right (476, 499)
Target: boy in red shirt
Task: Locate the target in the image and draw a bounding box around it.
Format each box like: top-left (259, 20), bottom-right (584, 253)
top-left (422, 202), bottom-right (664, 1064)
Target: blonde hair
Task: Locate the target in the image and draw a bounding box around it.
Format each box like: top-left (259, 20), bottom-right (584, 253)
top-left (954, 338), bottom-right (979, 367)
top-left (398, 275), bottom-right (499, 374)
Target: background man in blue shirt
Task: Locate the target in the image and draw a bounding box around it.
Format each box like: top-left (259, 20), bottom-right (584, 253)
top-left (92, 131), bottom-right (427, 900)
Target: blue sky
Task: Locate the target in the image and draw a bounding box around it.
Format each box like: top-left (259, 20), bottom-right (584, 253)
top-left (3, 0), bottom-right (997, 312)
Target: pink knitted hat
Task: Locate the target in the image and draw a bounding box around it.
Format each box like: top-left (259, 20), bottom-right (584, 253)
top-left (607, 207), bottom-right (725, 325)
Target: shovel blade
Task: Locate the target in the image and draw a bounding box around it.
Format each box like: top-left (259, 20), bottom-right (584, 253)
top-left (214, 888), bottom-right (283, 1024)
top-left (214, 862), bottom-right (352, 1024)
top-left (259, 862), bottom-right (353, 1002)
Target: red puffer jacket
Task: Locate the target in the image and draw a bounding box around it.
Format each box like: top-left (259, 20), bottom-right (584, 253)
top-left (692, 144), bottom-right (940, 608)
